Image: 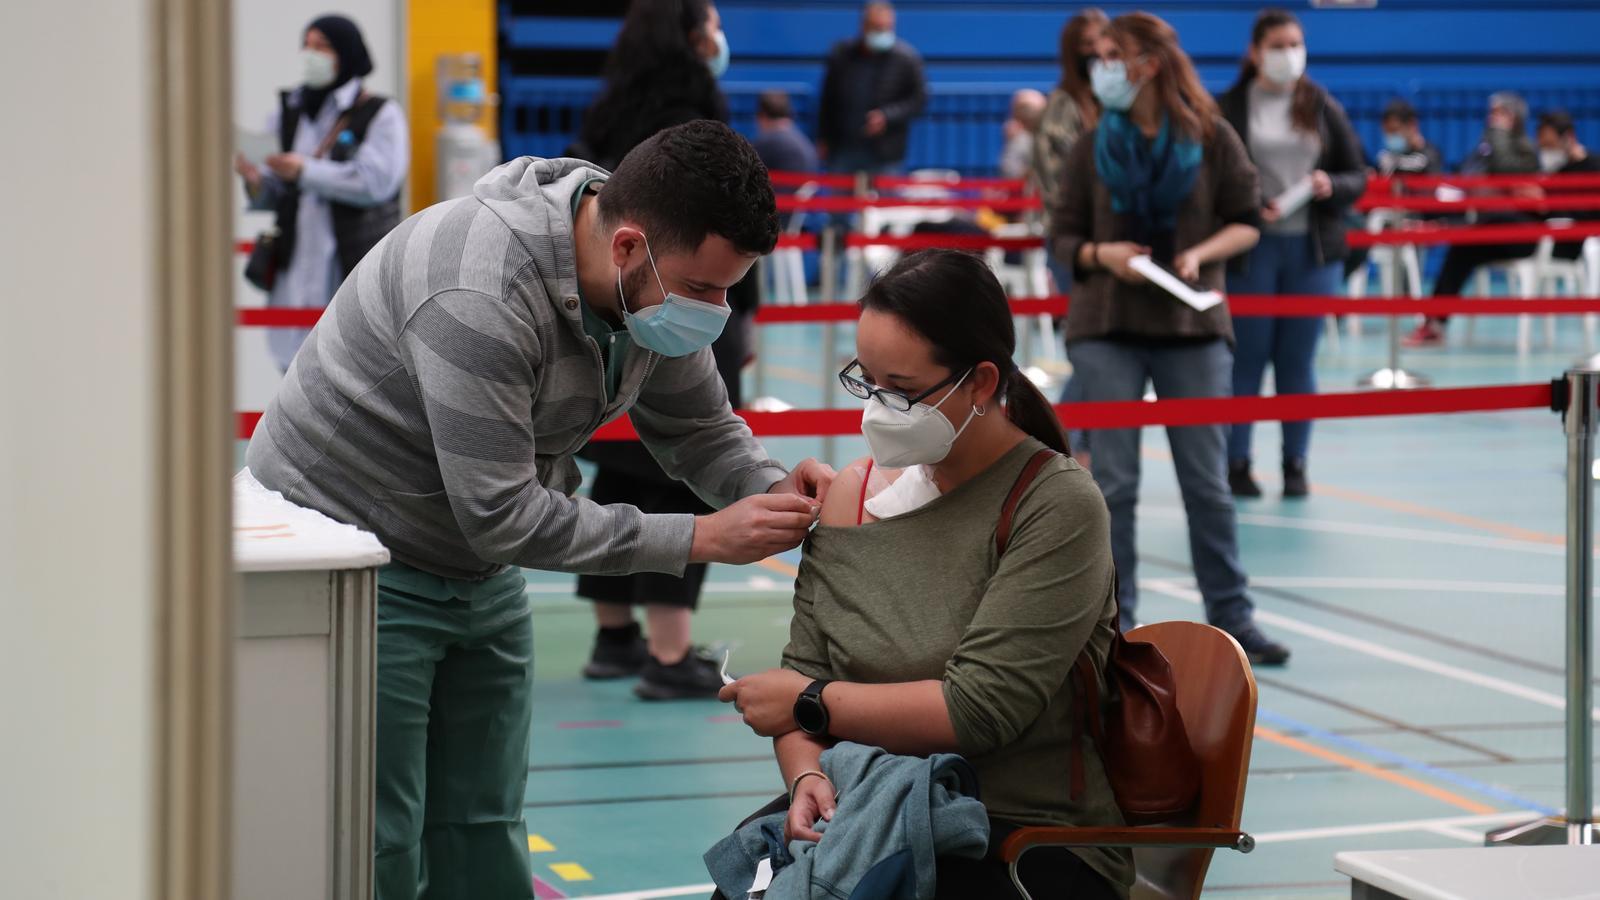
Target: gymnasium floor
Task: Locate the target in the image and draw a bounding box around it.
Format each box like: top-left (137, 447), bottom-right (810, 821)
top-left (250, 313), bottom-right (1600, 899)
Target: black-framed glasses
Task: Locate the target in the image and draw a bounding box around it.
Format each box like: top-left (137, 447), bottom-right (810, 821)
top-left (838, 358), bottom-right (970, 412)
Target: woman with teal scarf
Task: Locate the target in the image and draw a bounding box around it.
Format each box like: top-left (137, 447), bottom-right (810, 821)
top-left (1050, 12), bottom-right (1293, 667)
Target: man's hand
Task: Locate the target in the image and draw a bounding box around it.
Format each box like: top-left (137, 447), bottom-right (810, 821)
top-left (718, 668), bottom-right (810, 737)
top-left (1311, 170), bottom-right (1334, 200)
top-left (864, 110), bottom-right (888, 137)
top-left (265, 152), bottom-right (304, 183)
top-left (786, 775), bottom-right (837, 843)
top-left (690, 493), bottom-right (818, 564)
top-left (1097, 241), bottom-right (1151, 284)
top-left (770, 458), bottom-right (835, 503)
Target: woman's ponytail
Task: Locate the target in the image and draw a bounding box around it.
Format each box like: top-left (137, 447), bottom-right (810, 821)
top-left (1003, 368), bottom-right (1071, 456)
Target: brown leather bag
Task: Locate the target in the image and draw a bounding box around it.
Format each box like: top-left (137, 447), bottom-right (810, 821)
top-left (997, 449), bottom-right (1201, 825)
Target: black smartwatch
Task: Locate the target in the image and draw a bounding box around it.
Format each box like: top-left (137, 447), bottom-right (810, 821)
top-left (793, 679), bottom-right (833, 736)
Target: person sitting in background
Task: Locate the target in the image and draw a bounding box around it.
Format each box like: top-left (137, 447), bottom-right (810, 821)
top-left (752, 89), bottom-right (820, 174)
top-left (1052, 11), bottom-right (1290, 665)
top-left (999, 88), bottom-right (1047, 180)
top-left (1406, 92), bottom-right (1540, 347)
top-left (1537, 109), bottom-right (1598, 175)
top-left (817, 1), bottom-right (927, 175)
top-left (1377, 99), bottom-right (1443, 178)
top-left (716, 249), bottom-right (1131, 900)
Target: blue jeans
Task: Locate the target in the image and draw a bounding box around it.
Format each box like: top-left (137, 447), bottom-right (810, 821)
top-left (1066, 338), bottom-right (1254, 632)
top-left (1226, 232), bottom-right (1341, 466)
top-left (1049, 257), bottom-right (1090, 455)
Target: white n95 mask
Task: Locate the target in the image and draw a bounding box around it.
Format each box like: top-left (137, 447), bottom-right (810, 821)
top-left (860, 370), bottom-right (978, 468)
top-left (1261, 47), bottom-right (1307, 86)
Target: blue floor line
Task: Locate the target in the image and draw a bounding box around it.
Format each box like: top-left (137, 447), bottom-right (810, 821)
top-left (1257, 708), bottom-right (1560, 817)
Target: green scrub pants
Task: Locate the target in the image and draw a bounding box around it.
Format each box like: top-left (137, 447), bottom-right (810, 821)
top-left (374, 563), bottom-right (535, 900)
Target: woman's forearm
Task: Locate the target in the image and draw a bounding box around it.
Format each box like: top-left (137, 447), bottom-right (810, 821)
top-left (774, 730), bottom-right (829, 787)
top-left (823, 680), bottom-right (961, 756)
top-left (1191, 223), bottom-right (1260, 266)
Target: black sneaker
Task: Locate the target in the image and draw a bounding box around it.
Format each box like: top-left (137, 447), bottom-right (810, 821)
top-left (1283, 460), bottom-right (1309, 499)
top-left (1228, 460), bottom-right (1262, 498)
top-left (1228, 624), bottom-right (1291, 667)
top-left (634, 649), bottom-right (725, 700)
top-left (582, 623), bottom-right (648, 680)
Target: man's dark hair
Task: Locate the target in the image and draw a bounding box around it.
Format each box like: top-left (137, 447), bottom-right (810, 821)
top-left (1539, 109), bottom-right (1576, 137)
top-left (600, 120), bottom-right (779, 256)
top-left (757, 90), bottom-right (794, 121)
top-left (1382, 98), bottom-right (1418, 126)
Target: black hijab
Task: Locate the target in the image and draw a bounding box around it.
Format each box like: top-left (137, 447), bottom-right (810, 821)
top-left (301, 14), bottom-right (374, 118)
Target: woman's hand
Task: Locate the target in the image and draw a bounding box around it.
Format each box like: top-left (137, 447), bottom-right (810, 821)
top-left (1311, 170), bottom-right (1333, 200)
top-left (1173, 249), bottom-right (1202, 283)
top-left (787, 776), bottom-right (837, 843)
top-left (718, 668), bottom-right (810, 737)
top-left (265, 152), bottom-right (305, 183)
top-left (1096, 241), bottom-right (1150, 284)
top-left (1261, 199), bottom-right (1282, 224)
top-left (234, 153), bottom-right (263, 193)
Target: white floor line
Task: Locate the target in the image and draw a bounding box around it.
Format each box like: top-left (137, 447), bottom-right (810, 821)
top-left (1142, 506), bottom-right (1564, 556)
top-left (569, 884), bottom-right (717, 900)
top-left (1141, 580), bottom-right (1600, 722)
top-left (1252, 811), bottom-right (1533, 844)
top-left (1424, 823), bottom-right (1496, 844)
top-left (1244, 576), bottom-right (1563, 597)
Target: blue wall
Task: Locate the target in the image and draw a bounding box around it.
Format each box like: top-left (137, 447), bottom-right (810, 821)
top-left (500, 0), bottom-right (1600, 175)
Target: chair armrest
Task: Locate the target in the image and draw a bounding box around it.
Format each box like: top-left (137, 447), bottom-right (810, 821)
top-left (1001, 826), bottom-right (1255, 860)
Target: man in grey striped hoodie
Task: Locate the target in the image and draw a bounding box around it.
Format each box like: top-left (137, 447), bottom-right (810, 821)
top-left (246, 121), bottom-right (832, 900)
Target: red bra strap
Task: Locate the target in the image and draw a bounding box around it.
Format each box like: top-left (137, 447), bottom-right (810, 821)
top-left (857, 459), bottom-right (875, 525)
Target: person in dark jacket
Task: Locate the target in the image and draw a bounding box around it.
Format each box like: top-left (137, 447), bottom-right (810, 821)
top-left (1216, 8), bottom-right (1364, 500)
top-left (817, 2), bottom-right (927, 174)
top-left (571, 0), bottom-right (761, 700)
top-left (1536, 109), bottom-right (1600, 263)
top-left (752, 90), bottom-right (820, 173)
top-left (1377, 99), bottom-right (1444, 179)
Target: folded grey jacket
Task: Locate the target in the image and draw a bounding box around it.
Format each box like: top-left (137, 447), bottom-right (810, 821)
top-left (704, 742), bottom-right (990, 900)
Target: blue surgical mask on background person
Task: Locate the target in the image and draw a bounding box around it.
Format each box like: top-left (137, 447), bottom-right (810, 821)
top-left (1090, 59), bottom-right (1141, 112)
top-left (1383, 132), bottom-right (1409, 155)
top-left (616, 233), bottom-right (732, 357)
top-left (865, 30), bottom-right (896, 52)
top-left (706, 30), bottom-right (730, 79)
top-left (300, 48), bottom-right (337, 89)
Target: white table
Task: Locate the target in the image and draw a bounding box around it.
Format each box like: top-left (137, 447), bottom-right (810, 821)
top-left (1335, 845), bottom-right (1600, 900)
top-left (233, 471), bottom-right (389, 900)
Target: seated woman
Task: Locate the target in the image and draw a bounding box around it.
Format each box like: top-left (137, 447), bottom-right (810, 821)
top-left (718, 249), bottom-right (1131, 899)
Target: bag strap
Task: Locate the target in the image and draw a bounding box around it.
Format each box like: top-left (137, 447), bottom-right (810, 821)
top-left (995, 448), bottom-right (1057, 557)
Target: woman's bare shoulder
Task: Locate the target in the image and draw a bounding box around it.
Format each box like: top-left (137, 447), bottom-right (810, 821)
top-left (818, 457), bottom-right (874, 528)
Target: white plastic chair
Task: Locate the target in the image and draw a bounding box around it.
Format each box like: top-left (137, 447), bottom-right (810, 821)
top-left (1531, 233), bottom-right (1599, 351)
top-left (768, 183), bottom-right (818, 305)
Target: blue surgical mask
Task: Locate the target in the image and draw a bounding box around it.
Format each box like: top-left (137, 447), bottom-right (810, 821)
top-left (1383, 133), bottom-right (1409, 155)
top-left (617, 234), bottom-right (732, 357)
top-left (1090, 59), bottom-right (1141, 112)
top-left (707, 30), bottom-right (730, 79)
top-left (865, 30), bottom-right (896, 52)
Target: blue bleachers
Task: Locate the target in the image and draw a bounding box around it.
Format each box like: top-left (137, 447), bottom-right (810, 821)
top-left (500, 0), bottom-right (1600, 176)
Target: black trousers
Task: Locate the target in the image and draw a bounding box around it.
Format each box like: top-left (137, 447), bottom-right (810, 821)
top-left (1428, 241), bottom-right (1586, 324)
top-left (708, 795), bottom-right (1122, 900)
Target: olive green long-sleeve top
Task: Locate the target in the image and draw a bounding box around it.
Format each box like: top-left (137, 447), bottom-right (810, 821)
top-left (782, 439), bottom-right (1133, 893)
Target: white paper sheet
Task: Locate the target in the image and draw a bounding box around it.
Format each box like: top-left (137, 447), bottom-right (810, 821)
top-left (1272, 175), bottom-right (1316, 219)
top-left (1129, 256), bottom-right (1224, 312)
top-left (236, 127), bottom-right (278, 167)
top-left (721, 649), bottom-right (736, 686)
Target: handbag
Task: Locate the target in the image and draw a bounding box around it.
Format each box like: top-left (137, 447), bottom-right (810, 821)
top-left (244, 226), bottom-right (282, 291)
top-left (996, 448), bottom-right (1201, 824)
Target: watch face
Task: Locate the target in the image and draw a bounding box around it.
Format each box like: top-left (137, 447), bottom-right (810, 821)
top-left (795, 696), bottom-right (826, 734)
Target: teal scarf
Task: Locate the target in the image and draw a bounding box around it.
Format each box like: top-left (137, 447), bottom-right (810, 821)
top-left (1093, 111), bottom-right (1203, 251)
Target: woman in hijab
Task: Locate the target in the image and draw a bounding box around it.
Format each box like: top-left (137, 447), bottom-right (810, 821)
top-left (235, 14), bottom-right (409, 372)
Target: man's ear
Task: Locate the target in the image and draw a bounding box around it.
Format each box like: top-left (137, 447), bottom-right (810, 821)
top-left (610, 226), bottom-right (644, 270)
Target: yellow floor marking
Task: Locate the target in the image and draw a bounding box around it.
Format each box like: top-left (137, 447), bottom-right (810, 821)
top-left (1311, 483), bottom-right (1563, 546)
top-left (548, 862), bottom-right (593, 882)
top-left (527, 834), bottom-right (554, 853)
top-left (758, 557), bottom-right (800, 578)
top-left (1254, 725), bottom-right (1495, 815)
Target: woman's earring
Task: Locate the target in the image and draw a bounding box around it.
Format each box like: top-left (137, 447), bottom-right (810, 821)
top-left (974, 404), bottom-right (987, 417)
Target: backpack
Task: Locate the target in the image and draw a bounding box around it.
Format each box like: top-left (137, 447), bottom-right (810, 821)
top-left (997, 448), bottom-right (1202, 824)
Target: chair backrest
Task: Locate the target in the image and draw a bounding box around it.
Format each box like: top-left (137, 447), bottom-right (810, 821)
top-left (1123, 622), bottom-right (1259, 900)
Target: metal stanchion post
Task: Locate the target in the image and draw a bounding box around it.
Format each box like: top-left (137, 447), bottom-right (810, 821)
top-left (819, 228), bottom-right (837, 307)
top-left (1487, 367), bottom-right (1598, 846)
top-left (1360, 181), bottom-right (1430, 389)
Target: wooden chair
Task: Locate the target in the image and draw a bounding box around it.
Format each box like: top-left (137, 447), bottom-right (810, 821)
top-left (1000, 622), bottom-right (1259, 900)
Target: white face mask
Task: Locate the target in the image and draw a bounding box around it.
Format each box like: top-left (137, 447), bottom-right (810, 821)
top-left (1260, 46), bottom-right (1306, 86)
top-left (1540, 148), bottom-right (1571, 173)
top-left (859, 370), bottom-right (978, 468)
top-left (300, 48), bottom-right (337, 89)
